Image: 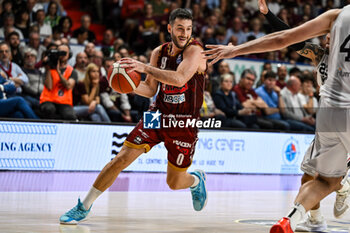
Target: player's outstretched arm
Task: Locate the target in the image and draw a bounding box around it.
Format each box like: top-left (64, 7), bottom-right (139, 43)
top-left (203, 9), bottom-right (340, 65)
top-left (133, 47), bottom-right (160, 98)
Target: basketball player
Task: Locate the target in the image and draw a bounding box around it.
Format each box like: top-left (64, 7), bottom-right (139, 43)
top-left (258, 1), bottom-right (350, 231)
top-left (59, 8), bottom-right (208, 224)
top-left (203, 5), bottom-right (350, 233)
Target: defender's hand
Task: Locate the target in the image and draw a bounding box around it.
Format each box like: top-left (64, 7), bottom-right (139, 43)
top-left (202, 44), bottom-right (235, 66)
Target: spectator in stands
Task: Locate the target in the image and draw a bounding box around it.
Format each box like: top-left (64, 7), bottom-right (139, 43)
top-left (99, 57), bottom-right (123, 122)
top-left (26, 0), bottom-right (43, 24)
top-left (26, 32), bottom-right (46, 62)
top-left (0, 42), bottom-right (28, 95)
top-left (299, 72), bottom-right (318, 116)
top-left (15, 9), bottom-right (30, 38)
top-left (74, 52), bottom-right (88, 81)
top-left (73, 63), bottom-right (110, 122)
top-left (255, 71), bottom-right (290, 130)
top-left (225, 17), bottom-right (247, 45)
top-left (201, 14), bottom-right (219, 39)
top-left (213, 73), bottom-right (253, 129)
top-left (276, 64), bottom-right (287, 89)
top-left (39, 44), bottom-right (77, 120)
top-left (44, 1), bottom-right (61, 28)
top-left (233, 69), bottom-right (284, 129)
top-left (0, 0), bottom-right (13, 27)
top-left (43, 0), bottom-right (67, 17)
top-left (101, 29), bottom-right (115, 47)
top-left (73, 14), bottom-right (95, 42)
top-left (0, 13), bottom-right (24, 41)
top-left (34, 9), bottom-right (52, 39)
top-left (191, 3), bottom-right (205, 38)
top-left (0, 74), bottom-right (38, 119)
top-left (138, 4), bottom-right (159, 51)
top-left (246, 18), bottom-right (265, 39)
top-left (113, 52), bottom-right (122, 62)
top-left (58, 16), bottom-right (73, 39)
top-left (6, 31), bottom-right (24, 67)
top-left (121, 0), bottom-right (144, 45)
top-left (211, 60), bottom-right (231, 95)
top-left (84, 42), bottom-right (95, 62)
top-left (280, 76), bottom-right (315, 132)
top-left (206, 26), bottom-right (226, 45)
top-left (22, 47), bottom-right (43, 109)
top-left (149, 0), bottom-right (168, 17)
top-left (70, 27), bottom-right (88, 45)
top-left (91, 50), bottom-right (105, 77)
top-left (201, 76), bottom-right (226, 125)
top-left (118, 46), bottom-right (130, 58)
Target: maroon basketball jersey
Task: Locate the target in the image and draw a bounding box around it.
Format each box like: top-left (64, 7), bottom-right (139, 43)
top-left (153, 38), bottom-right (205, 119)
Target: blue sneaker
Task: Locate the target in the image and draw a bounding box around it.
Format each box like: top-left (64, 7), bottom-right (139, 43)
top-left (60, 198), bottom-right (91, 224)
top-left (190, 170), bottom-right (208, 211)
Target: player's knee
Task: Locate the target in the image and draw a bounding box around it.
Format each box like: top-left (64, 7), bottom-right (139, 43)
top-left (301, 173), bottom-right (314, 185)
top-left (316, 176), bottom-right (343, 191)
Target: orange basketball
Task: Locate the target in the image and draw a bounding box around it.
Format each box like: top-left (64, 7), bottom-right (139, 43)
top-left (107, 62), bottom-right (141, 94)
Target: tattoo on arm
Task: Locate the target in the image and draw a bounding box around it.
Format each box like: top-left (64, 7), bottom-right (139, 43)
top-left (298, 42), bottom-right (325, 65)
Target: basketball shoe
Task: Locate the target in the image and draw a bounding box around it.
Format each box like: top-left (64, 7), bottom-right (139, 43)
top-left (334, 178), bottom-right (350, 218)
top-left (60, 198), bottom-right (91, 224)
top-left (190, 170), bottom-right (207, 211)
top-left (295, 214), bottom-right (327, 232)
top-left (270, 217), bottom-right (293, 233)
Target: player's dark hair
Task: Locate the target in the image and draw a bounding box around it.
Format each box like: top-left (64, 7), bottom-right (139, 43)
top-left (169, 8), bottom-right (193, 25)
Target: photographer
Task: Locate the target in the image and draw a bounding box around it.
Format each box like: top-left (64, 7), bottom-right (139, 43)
top-left (39, 43), bottom-right (77, 120)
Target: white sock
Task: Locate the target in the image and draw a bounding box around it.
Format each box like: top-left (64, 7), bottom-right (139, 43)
top-left (309, 208), bottom-right (323, 221)
top-left (338, 179), bottom-right (350, 193)
top-left (287, 203), bottom-right (306, 231)
top-left (82, 186), bottom-right (102, 210)
top-left (190, 174), bottom-right (200, 188)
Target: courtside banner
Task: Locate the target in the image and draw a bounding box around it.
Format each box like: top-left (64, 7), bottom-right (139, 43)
top-left (0, 121), bottom-right (313, 174)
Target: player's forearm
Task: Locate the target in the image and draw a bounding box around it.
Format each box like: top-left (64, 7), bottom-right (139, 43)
top-left (134, 81), bottom-right (156, 98)
top-left (144, 65), bottom-right (185, 87)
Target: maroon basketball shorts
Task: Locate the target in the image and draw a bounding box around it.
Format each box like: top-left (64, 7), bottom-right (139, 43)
top-left (124, 120), bottom-right (198, 171)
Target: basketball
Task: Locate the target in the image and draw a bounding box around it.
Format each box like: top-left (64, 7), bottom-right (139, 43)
top-left (107, 62), bottom-right (141, 94)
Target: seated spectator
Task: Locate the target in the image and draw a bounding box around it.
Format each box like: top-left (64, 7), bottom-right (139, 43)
top-left (84, 42), bottom-right (95, 62)
top-left (246, 18), bottom-right (265, 40)
top-left (211, 60), bottom-right (231, 95)
top-left (44, 1), bottom-right (61, 28)
top-left (0, 13), bottom-right (24, 41)
top-left (0, 74), bottom-right (38, 119)
top-left (225, 17), bottom-right (247, 45)
top-left (276, 64), bottom-right (287, 90)
top-left (39, 44), bottom-right (77, 120)
top-left (0, 42), bottom-right (28, 95)
top-left (74, 52), bottom-right (88, 81)
top-left (91, 50), bottom-right (105, 76)
top-left (22, 48), bottom-right (44, 109)
top-left (233, 69), bottom-right (288, 130)
top-left (73, 63), bottom-right (111, 122)
top-left (100, 29), bottom-right (115, 47)
top-left (255, 71), bottom-right (290, 130)
top-left (280, 76), bottom-right (315, 132)
top-left (33, 9), bottom-right (52, 39)
top-left (70, 27), bottom-right (88, 45)
top-left (213, 74), bottom-right (254, 129)
top-left (15, 9), bottom-right (30, 39)
top-left (99, 57), bottom-right (123, 122)
top-left (6, 31), bottom-right (24, 67)
top-left (26, 32), bottom-right (46, 62)
top-left (73, 14), bottom-right (96, 43)
top-left (200, 77), bottom-right (226, 125)
top-left (58, 16), bottom-right (73, 39)
top-left (138, 4), bottom-right (159, 51)
top-left (150, 0), bottom-right (168, 17)
top-left (299, 72), bottom-right (318, 116)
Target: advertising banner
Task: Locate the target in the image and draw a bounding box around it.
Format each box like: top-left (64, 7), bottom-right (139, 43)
top-left (0, 121), bottom-right (313, 174)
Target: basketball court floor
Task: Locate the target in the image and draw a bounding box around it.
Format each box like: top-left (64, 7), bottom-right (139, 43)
top-left (1, 171), bottom-right (349, 233)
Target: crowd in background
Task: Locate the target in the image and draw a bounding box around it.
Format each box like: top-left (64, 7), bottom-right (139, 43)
top-left (0, 0), bottom-right (348, 132)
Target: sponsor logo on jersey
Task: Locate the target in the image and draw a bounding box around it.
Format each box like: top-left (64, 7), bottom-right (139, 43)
top-left (164, 93), bottom-right (186, 104)
top-left (173, 140), bottom-right (192, 148)
top-left (134, 136), bottom-right (143, 144)
top-left (162, 83), bottom-right (188, 94)
top-left (176, 54), bottom-right (182, 64)
top-left (337, 67), bottom-right (350, 78)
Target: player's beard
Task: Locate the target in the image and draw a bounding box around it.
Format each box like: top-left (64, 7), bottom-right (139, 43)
top-left (171, 32), bottom-right (191, 49)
